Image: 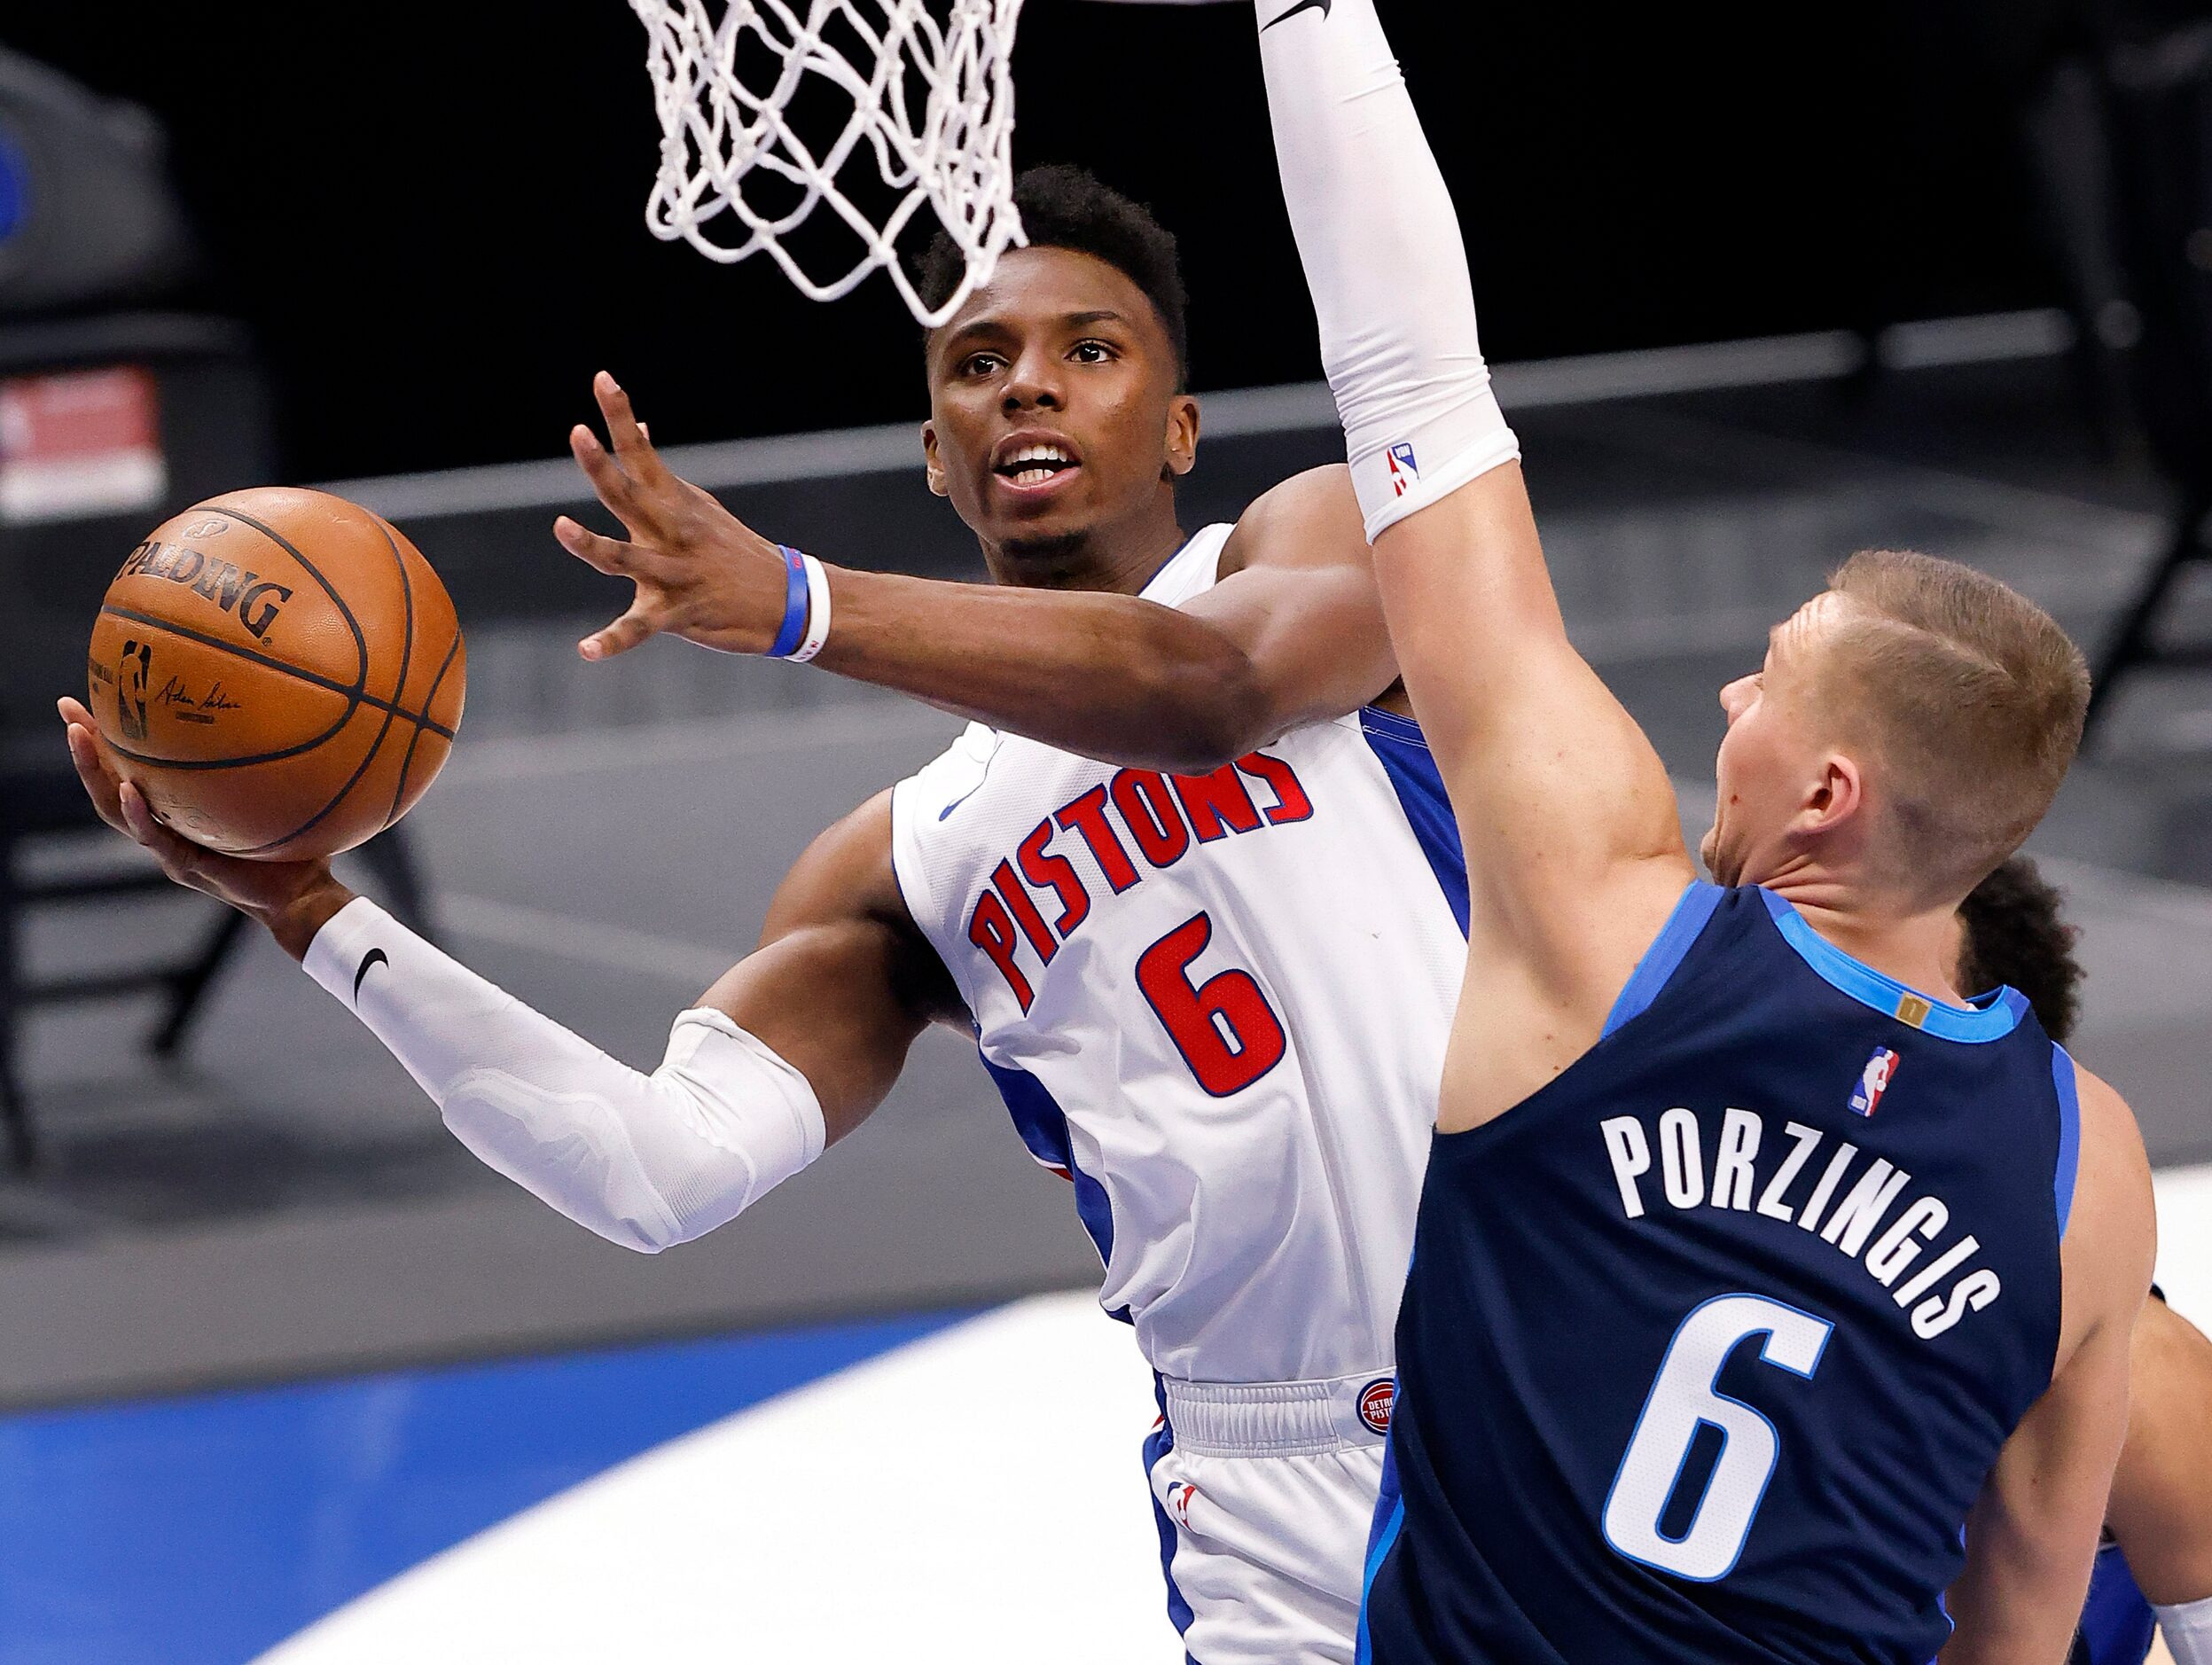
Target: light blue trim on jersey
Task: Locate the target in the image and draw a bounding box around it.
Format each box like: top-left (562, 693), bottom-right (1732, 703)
top-left (2052, 1044), bottom-right (2083, 1241)
top-left (1358, 707), bottom-right (1469, 935)
top-left (1603, 881), bottom-right (1725, 1039)
top-left (1757, 888), bottom-right (2028, 1043)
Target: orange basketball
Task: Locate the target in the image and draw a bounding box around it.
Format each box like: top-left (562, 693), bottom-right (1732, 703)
top-left (86, 488), bottom-right (465, 862)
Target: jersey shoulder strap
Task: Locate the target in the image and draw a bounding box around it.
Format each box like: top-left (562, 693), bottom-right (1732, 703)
top-left (886, 522), bottom-right (1235, 981)
top-left (1141, 523), bottom-right (1233, 609)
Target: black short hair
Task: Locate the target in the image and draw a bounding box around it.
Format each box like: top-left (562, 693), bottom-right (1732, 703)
top-left (918, 164), bottom-right (1189, 385)
top-left (1956, 855), bottom-right (2083, 1044)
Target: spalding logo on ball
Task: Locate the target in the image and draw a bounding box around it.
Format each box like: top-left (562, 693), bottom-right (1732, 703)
top-left (86, 487), bottom-right (465, 862)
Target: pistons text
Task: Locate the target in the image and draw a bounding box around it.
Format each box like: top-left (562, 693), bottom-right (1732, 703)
top-left (967, 754), bottom-right (1313, 1012)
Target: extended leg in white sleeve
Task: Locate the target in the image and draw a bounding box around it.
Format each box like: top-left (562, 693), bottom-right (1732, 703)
top-left (1255, 0), bottom-right (1520, 541)
top-left (2161, 1595), bottom-right (2212, 1665)
top-left (303, 898), bottom-right (825, 1253)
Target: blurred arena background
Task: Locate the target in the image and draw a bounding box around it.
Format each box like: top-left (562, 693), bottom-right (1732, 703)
top-left (3, 2), bottom-right (2210, 1660)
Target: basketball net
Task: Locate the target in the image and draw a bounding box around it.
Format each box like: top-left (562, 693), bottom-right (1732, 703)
top-left (627, 0), bottom-right (1028, 325)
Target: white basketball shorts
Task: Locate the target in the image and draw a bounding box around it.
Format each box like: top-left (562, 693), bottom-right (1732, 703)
top-left (1142, 1372), bottom-right (1397, 1665)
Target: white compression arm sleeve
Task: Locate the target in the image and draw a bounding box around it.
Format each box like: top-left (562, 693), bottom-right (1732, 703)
top-left (2161, 1596), bottom-right (2212, 1665)
top-left (1255, 0), bottom-right (1520, 541)
top-left (303, 898), bottom-right (825, 1253)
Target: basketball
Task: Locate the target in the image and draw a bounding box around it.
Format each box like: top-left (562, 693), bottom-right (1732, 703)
top-left (84, 487), bottom-right (465, 862)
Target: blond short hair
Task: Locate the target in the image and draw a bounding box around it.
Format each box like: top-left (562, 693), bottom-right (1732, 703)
top-left (1822, 550), bottom-right (2089, 898)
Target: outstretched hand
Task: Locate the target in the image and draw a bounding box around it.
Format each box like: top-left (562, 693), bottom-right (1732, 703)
top-left (58, 698), bottom-right (352, 960)
top-left (557, 372), bottom-right (794, 661)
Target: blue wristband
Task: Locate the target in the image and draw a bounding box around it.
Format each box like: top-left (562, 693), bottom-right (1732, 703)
top-left (767, 545), bottom-right (809, 658)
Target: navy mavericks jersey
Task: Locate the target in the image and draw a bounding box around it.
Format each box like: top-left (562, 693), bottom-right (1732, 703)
top-left (1360, 883), bottom-right (2080, 1665)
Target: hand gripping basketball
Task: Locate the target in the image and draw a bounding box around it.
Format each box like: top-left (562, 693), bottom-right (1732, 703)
top-left (556, 373), bottom-right (799, 661)
top-left (58, 698), bottom-right (354, 959)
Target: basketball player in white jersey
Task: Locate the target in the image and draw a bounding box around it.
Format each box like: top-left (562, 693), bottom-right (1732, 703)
top-left (61, 167), bottom-right (1463, 1665)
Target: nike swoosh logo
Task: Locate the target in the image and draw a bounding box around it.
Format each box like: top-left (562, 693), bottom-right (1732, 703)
top-left (1262, 0), bottom-right (1329, 29)
top-left (353, 947), bottom-right (389, 1002)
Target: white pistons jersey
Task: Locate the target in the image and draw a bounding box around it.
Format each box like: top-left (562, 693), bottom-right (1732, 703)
top-left (890, 526), bottom-right (1467, 1388)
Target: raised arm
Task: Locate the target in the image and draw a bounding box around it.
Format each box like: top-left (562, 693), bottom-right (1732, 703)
top-left (1942, 1067), bottom-right (2155, 1663)
top-left (60, 699), bottom-right (962, 1248)
top-left (554, 376), bottom-right (1394, 774)
top-left (1254, 0), bottom-right (1693, 1125)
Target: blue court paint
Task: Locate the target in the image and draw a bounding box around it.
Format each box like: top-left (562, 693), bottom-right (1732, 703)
top-left (0, 1309), bottom-right (967, 1665)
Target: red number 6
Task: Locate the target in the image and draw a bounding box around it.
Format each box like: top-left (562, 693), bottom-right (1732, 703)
top-left (1136, 912), bottom-right (1287, 1097)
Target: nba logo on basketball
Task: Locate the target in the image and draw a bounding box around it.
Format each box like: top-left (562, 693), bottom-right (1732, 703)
top-left (1850, 1048), bottom-right (1901, 1116)
top-left (1358, 1377), bottom-right (1395, 1435)
top-left (1387, 442), bottom-right (1419, 496)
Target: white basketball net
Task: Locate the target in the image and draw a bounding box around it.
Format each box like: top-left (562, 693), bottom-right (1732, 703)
top-left (628, 0), bottom-right (1028, 325)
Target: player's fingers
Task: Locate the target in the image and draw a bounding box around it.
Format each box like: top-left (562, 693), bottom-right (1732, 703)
top-left (569, 423), bottom-right (648, 528)
top-left (116, 780), bottom-right (202, 877)
top-left (553, 515), bottom-right (653, 577)
top-left (59, 710), bottom-right (129, 834)
top-left (578, 604), bottom-right (660, 661)
top-left (593, 372), bottom-right (668, 484)
top-left (555, 516), bottom-right (682, 589)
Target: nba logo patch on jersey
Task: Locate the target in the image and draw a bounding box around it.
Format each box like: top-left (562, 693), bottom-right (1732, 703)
top-left (1387, 442), bottom-right (1419, 496)
top-left (1358, 1376), bottom-right (1396, 1435)
top-left (1849, 1047), bottom-right (1901, 1116)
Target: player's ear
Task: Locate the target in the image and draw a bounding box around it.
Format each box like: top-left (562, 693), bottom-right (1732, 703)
top-left (921, 421), bottom-right (950, 498)
top-left (1163, 394), bottom-right (1200, 480)
top-left (1802, 752), bottom-right (1864, 837)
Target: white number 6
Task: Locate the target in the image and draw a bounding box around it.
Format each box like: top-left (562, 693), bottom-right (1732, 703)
top-left (1602, 1293), bottom-right (1833, 1582)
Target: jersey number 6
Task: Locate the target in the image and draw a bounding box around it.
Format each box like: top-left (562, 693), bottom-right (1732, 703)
top-left (1601, 1293), bottom-right (1834, 1582)
top-left (1137, 912), bottom-right (1287, 1098)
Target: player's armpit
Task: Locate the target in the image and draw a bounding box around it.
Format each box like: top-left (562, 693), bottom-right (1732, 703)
top-left (700, 789), bottom-right (966, 1146)
top-left (1941, 1067), bottom-right (2154, 1665)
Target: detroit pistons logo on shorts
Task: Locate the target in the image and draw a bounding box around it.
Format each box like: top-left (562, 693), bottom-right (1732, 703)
top-left (1849, 1047), bottom-right (1901, 1117)
top-left (1357, 1376), bottom-right (1396, 1436)
top-left (1387, 442), bottom-right (1419, 497)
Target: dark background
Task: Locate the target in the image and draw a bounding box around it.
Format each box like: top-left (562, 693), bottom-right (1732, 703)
top-left (12, 1), bottom-right (2055, 480)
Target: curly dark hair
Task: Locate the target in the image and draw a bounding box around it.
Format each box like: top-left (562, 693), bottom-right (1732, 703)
top-left (918, 164), bottom-right (1190, 386)
top-left (1955, 855), bottom-right (2083, 1044)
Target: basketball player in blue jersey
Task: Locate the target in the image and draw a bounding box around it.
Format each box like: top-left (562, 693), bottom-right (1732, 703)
top-left (1951, 861), bottom-right (2212, 1665)
top-left (60, 169), bottom-right (1468, 1665)
top-left (1251, 0), bottom-right (2157, 1660)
